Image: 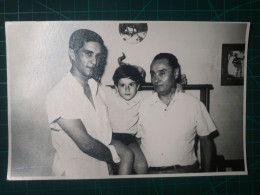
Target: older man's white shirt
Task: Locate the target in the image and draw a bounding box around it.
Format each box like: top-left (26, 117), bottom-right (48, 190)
top-left (137, 91), bottom-right (216, 167)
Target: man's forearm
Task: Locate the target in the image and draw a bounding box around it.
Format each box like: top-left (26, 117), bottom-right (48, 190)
top-left (57, 118), bottom-right (114, 164)
top-left (80, 138), bottom-right (114, 164)
top-left (200, 135), bottom-right (215, 172)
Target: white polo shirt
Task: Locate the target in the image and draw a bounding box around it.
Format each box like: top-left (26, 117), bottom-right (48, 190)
top-left (137, 91), bottom-right (216, 167)
top-left (103, 86), bottom-right (148, 135)
top-left (46, 72), bottom-right (112, 178)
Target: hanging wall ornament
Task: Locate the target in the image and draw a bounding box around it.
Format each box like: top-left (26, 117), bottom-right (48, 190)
top-left (119, 23), bottom-right (148, 44)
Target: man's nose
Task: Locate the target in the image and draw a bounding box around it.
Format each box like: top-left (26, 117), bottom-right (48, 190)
top-left (90, 56), bottom-right (97, 66)
top-left (152, 75), bottom-right (159, 83)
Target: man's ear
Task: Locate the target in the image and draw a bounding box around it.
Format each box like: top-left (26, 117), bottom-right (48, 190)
top-left (174, 68), bottom-right (180, 79)
top-left (68, 48), bottom-right (76, 61)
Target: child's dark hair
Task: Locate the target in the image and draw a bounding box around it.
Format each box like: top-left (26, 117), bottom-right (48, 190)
top-left (112, 65), bottom-right (144, 86)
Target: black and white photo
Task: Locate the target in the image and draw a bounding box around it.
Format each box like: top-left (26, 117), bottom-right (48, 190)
top-left (6, 21), bottom-right (249, 180)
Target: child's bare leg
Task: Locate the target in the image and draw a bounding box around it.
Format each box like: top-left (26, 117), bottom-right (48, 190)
top-left (111, 139), bottom-right (134, 175)
top-left (128, 142), bottom-right (148, 174)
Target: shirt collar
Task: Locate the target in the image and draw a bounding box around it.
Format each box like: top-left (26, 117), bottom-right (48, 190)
top-left (151, 90), bottom-right (183, 105)
top-left (88, 78), bottom-right (99, 96)
top-left (67, 72), bottom-right (99, 97)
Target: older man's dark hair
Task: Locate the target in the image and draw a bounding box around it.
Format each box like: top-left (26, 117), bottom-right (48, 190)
top-left (152, 53), bottom-right (182, 83)
top-left (69, 29), bottom-right (107, 82)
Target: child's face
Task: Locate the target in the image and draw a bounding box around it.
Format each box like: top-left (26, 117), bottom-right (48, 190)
top-left (116, 78), bottom-right (139, 101)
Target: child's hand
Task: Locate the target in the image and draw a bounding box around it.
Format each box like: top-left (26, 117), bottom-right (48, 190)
top-left (180, 74), bottom-right (188, 86)
top-left (133, 65), bottom-right (146, 83)
top-left (176, 83), bottom-right (184, 92)
top-left (176, 74), bottom-right (188, 92)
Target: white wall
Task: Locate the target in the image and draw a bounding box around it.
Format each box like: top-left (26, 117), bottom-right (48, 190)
top-left (6, 21), bottom-right (248, 176)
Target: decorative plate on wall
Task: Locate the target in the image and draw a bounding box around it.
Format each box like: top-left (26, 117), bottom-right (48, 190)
top-left (119, 23), bottom-right (148, 44)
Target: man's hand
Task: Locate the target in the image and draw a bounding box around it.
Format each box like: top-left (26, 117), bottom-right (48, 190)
top-left (57, 118), bottom-right (114, 164)
top-left (135, 137), bottom-right (141, 146)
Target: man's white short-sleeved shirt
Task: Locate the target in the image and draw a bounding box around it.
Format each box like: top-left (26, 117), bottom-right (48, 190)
top-left (46, 72), bottom-right (112, 178)
top-left (138, 91), bottom-right (216, 167)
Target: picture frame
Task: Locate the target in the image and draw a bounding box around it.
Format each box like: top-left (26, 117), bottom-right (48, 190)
top-left (221, 44), bottom-right (245, 86)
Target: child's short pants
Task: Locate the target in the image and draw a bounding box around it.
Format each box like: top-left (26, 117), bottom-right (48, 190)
top-left (112, 133), bottom-right (137, 146)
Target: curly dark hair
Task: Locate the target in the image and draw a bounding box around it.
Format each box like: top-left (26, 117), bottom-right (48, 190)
top-left (112, 65), bottom-right (144, 86)
top-left (69, 29), bottom-right (108, 82)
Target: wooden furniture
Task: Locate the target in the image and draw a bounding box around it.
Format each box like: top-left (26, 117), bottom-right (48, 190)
top-left (140, 83), bottom-right (214, 111)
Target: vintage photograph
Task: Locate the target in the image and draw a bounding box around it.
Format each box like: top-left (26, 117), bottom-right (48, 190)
top-left (6, 21), bottom-right (249, 180)
top-left (221, 44), bottom-right (245, 85)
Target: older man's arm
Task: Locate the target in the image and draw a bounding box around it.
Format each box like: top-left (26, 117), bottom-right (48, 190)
top-left (199, 134), bottom-right (215, 172)
top-left (57, 118), bottom-right (114, 164)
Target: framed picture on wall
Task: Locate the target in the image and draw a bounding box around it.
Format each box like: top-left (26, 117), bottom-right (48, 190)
top-left (221, 44), bottom-right (245, 85)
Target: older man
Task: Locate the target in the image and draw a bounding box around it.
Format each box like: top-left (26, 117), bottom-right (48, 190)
top-left (137, 53), bottom-right (216, 174)
top-left (46, 29), bottom-right (120, 178)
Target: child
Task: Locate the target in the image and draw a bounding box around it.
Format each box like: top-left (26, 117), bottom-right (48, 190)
top-left (104, 64), bottom-right (148, 175)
